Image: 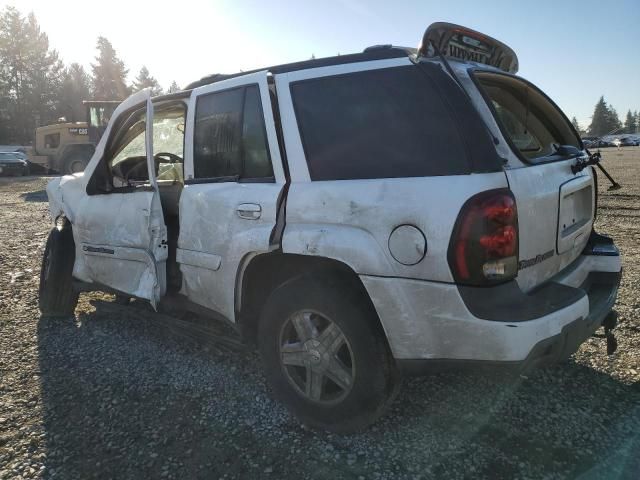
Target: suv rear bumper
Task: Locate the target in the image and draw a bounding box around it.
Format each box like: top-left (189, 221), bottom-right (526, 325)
top-left (360, 250), bottom-right (621, 369)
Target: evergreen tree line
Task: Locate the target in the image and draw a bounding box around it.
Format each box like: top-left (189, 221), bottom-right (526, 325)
top-left (576, 96), bottom-right (640, 137)
top-left (0, 6), bottom-right (179, 144)
top-left (1, 6), bottom-right (637, 145)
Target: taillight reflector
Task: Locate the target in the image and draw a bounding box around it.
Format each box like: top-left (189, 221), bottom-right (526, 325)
top-left (448, 189), bottom-right (519, 285)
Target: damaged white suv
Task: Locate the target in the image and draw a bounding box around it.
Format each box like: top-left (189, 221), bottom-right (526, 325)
top-left (41, 23), bottom-right (622, 432)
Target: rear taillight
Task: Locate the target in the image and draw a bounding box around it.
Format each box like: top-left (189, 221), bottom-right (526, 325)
top-left (448, 189), bottom-right (518, 285)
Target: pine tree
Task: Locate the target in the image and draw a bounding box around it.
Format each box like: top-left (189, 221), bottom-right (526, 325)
top-left (588, 96), bottom-right (622, 137)
top-left (91, 36), bottom-right (129, 100)
top-left (0, 6), bottom-right (64, 143)
top-left (167, 80), bottom-right (180, 93)
top-left (131, 66), bottom-right (163, 96)
top-left (605, 106), bottom-right (622, 134)
top-left (588, 97), bottom-right (608, 136)
top-left (57, 63), bottom-right (91, 122)
top-left (624, 110), bottom-right (636, 134)
top-left (24, 13), bottom-right (64, 124)
top-left (635, 111), bottom-right (640, 134)
top-left (571, 116), bottom-right (581, 133)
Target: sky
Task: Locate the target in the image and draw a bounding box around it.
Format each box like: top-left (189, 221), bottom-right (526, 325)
top-left (1, 0), bottom-right (639, 128)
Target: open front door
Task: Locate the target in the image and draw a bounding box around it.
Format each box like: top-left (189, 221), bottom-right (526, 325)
top-left (73, 89), bottom-right (168, 307)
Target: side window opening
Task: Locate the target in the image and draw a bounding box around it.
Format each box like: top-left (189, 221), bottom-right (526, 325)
top-left (110, 110), bottom-right (148, 186)
top-left (193, 85), bottom-right (273, 181)
top-left (44, 133), bottom-right (60, 149)
top-left (153, 103), bottom-right (187, 183)
top-left (87, 101), bottom-right (187, 194)
top-left (474, 71), bottom-right (580, 163)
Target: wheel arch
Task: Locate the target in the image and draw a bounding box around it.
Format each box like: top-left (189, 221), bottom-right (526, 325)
top-left (236, 252), bottom-right (390, 348)
top-left (281, 223), bottom-right (395, 276)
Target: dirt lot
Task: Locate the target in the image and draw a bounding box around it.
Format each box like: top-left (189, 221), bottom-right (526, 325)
top-left (1, 149), bottom-right (639, 480)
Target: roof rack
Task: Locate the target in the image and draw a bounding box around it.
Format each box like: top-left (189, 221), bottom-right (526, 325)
top-left (185, 47), bottom-right (413, 90)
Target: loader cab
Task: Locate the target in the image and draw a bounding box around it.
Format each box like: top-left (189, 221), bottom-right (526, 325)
top-left (84, 100), bottom-right (120, 145)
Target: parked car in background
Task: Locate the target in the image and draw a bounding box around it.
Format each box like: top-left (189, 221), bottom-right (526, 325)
top-left (582, 138), bottom-right (614, 148)
top-left (618, 136), bottom-right (640, 147)
top-left (0, 151), bottom-right (30, 176)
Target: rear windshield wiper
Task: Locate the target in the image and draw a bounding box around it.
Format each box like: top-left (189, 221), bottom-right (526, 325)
top-left (571, 150), bottom-right (599, 173)
top-left (571, 150), bottom-right (622, 190)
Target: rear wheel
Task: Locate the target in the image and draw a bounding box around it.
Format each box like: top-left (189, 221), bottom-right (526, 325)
top-left (39, 224), bottom-right (79, 317)
top-left (258, 275), bottom-right (400, 432)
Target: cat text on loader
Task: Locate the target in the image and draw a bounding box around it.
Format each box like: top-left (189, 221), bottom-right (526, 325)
top-left (28, 100), bottom-right (119, 174)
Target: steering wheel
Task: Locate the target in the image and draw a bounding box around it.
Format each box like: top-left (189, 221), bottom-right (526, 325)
top-left (154, 152), bottom-right (182, 164)
top-left (123, 156), bottom-right (149, 184)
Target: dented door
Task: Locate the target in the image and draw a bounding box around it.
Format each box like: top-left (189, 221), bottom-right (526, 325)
top-left (178, 72), bottom-right (286, 321)
top-left (72, 90), bottom-right (168, 307)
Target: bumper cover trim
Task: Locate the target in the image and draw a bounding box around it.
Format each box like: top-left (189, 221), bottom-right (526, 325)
top-left (399, 269), bottom-right (621, 374)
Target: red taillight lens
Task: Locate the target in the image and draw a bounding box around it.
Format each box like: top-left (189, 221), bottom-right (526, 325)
top-left (479, 225), bottom-right (517, 257)
top-left (448, 189), bottom-right (519, 285)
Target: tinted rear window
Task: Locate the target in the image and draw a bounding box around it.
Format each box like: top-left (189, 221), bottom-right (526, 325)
top-left (290, 66), bottom-right (469, 181)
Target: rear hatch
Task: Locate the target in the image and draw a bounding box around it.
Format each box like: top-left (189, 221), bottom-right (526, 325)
top-left (473, 71), bottom-right (594, 292)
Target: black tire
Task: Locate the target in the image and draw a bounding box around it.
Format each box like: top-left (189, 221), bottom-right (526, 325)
top-left (114, 294), bottom-right (131, 305)
top-left (63, 156), bottom-right (88, 175)
top-left (39, 225), bottom-right (79, 317)
top-left (258, 274), bottom-right (400, 433)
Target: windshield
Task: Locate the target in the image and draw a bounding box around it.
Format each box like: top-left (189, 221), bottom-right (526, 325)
top-left (89, 105), bottom-right (117, 128)
top-left (474, 71), bottom-right (580, 162)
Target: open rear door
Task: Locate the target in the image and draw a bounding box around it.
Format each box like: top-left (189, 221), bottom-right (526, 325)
top-left (72, 89), bottom-right (168, 307)
top-left (419, 22), bottom-right (519, 74)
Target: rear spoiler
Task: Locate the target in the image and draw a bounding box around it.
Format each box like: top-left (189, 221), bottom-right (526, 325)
top-left (418, 22), bottom-right (519, 74)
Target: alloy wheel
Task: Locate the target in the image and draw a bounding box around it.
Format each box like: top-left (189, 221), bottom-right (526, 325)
top-left (278, 310), bottom-right (355, 405)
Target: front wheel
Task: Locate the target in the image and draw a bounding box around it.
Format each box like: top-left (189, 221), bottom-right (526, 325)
top-left (258, 275), bottom-right (400, 433)
top-left (39, 225), bottom-right (79, 317)
top-left (63, 156), bottom-right (88, 175)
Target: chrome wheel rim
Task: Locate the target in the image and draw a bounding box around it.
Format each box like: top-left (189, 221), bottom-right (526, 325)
top-left (279, 310), bottom-right (355, 405)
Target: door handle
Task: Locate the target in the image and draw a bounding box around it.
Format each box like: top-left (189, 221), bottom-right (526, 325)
top-left (237, 203), bottom-right (262, 220)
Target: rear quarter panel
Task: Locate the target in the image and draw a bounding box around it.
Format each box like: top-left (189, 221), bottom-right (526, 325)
top-left (283, 173), bottom-right (508, 281)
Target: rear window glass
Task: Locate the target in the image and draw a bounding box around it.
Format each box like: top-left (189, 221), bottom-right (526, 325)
top-left (475, 71), bottom-right (580, 163)
top-left (290, 66), bottom-right (469, 181)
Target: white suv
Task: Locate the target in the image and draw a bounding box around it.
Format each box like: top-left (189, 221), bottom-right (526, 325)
top-left (40, 23), bottom-right (622, 432)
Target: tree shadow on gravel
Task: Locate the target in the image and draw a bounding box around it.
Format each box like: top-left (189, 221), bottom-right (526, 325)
top-left (36, 301), bottom-right (640, 479)
top-left (20, 190), bottom-right (47, 202)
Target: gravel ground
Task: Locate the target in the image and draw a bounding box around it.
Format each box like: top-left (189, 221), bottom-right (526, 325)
top-left (1, 149), bottom-right (639, 480)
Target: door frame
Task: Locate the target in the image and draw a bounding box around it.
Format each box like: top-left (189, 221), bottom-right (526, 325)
top-left (177, 73), bottom-right (286, 321)
top-left (73, 88), bottom-right (168, 307)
